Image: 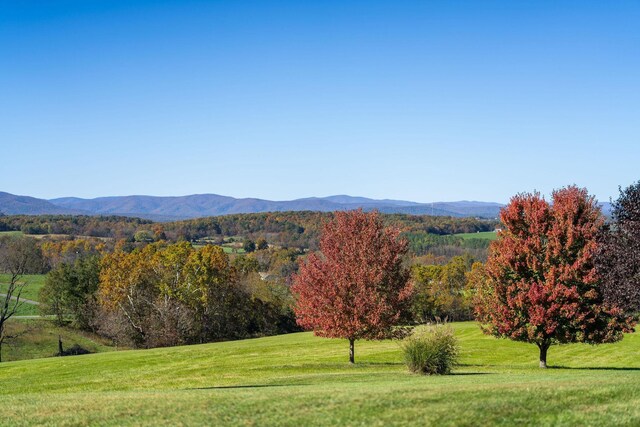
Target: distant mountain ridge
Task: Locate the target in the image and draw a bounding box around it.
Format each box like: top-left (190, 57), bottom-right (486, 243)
top-left (47, 194), bottom-right (505, 219)
top-left (0, 192), bottom-right (87, 216)
top-left (0, 191), bottom-right (506, 220)
top-left (0, 191), bottom-right (615, 221)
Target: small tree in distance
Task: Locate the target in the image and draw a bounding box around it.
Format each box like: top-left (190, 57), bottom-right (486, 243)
top-left (475, 186), bottom-right (635, 368)
top-left (242, 239), bottom-right (256, 253)
top-left (292, 209), bottom-right (413, 363)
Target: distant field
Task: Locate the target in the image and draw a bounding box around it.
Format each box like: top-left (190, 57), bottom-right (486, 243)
top-left (1, 322), bottom-right (640, 425)
top-left (191, 244), bottom-right (246, 254)
top-left (0, 230), bottom-right (24, 237)
top-left (0, 231), bottom-right (113, 242)
top-left (0, 273), bottom-right (46, 302)
top-left (221, 245), bottom-right (246, 254)
top-left (1, 319), bottom-right (115, 362)
top-left (454, 231), bottom-right (498, 241)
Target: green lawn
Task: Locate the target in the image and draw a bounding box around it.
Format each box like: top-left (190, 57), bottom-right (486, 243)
top-left (7, 301), bottom-right (39, 316)
top-left (0, 273), bottom-right (46, 302)
top-left (1, 322), bottom-right (640, 425)
top-left (454, 231), bottom-right (498, 241)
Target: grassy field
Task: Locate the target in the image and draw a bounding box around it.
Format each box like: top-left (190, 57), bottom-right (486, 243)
top-left (1, 319), bottom-right (115, 362)
top-left (0, 273), bottom-right (46, 302)
top-left (0, 230), bottom-right (24, 237)
top-left (0, 274), bottom-right (45, 316)
top-left (221, 245), bottom-right (246, 254)
top-left (191, 244), bottom-right (246, 254)
top-left (1, 322), bottom-right (639, 425)
top-left (455, 231), bottom-right (498, 241)
top-left (7, 301), bottom-right (39, 316)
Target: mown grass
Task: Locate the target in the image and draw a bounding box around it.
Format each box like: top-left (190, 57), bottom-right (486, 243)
top-left (454, 231), bottom-right (498, 241)
top-left (1, 319), bottom-right (115, 362)
top-left (0, 273), bottom-right (46, 302)
top-left (1, 322), bottom-right (640, 425)
top-left (8, 302), bottom-right (39, 316)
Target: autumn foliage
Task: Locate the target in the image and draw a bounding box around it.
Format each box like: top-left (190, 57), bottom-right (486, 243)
top-left (292, 210), bottom-right (413, 363)
top-left (474, 186), bottom-right (634, 368)
top-left (98, 241), bottom-right (297, 347)
top-left (597, 180), bottom-right (640, 314)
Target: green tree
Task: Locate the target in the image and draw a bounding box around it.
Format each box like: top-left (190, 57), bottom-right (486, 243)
top-left (243, 239), bottom-right (256, 253)
top-left (40, 256), bottom-right (100, 329)
top-left (411, 256), bottom-right (474, 322)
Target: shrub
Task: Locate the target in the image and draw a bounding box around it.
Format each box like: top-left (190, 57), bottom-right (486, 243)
top-left (58, 344), bottom-right (91, 357)
top-left (401, 324), bottom-right (459, 375)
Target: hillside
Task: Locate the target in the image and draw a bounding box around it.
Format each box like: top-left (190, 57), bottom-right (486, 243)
top-left (0, 192), bottom-right (81, 216)
top-left (1, 319), bottom-right (115, 362)
top-left (1, 322), bottom-right (639, 425)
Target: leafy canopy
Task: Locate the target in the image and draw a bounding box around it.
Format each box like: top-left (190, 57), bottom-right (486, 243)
top-left (292, 210), bottom-right (413, 343)
top-left (474, 186), bottom-right (634, 366)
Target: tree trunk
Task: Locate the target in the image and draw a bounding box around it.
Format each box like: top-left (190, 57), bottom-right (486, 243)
top-left (58, 335), bottom-right (64, 356)
top-left (538, 342), bottom-right (550, 368)
top-left (349, 338), bottom-right (355, 364)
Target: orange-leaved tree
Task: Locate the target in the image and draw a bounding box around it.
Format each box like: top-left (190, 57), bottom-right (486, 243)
top-left (292, 209), bottom-right (413, 363)
top-left (475, 186), bottom-right (635, 368)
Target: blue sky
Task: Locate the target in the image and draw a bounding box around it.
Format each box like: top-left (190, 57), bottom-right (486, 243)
top-left (1, 0), bottom-right (639, 203)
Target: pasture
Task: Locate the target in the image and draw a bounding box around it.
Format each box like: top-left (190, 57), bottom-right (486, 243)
top-left (454, 231), bottom-right (498, 241)
top-left (0, 274), bottom-right (45, 316)
top-left (0, 273), bottom-right (46, 302)
top-left (1, 322), bottom-right (639, 426)
top-left (0, 230), bottom-right (24, 237)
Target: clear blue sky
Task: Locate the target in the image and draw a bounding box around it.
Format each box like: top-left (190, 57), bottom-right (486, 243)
top-left (2, 0), bottom-right (639, 203)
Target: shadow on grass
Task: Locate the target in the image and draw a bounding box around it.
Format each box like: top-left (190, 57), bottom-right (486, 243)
top-left (549, 366), bottom-right (640, 371)
top-left (188, 384), bottom-right (309, 390)
top-left (450, 372), bottom-right (492, 376)
top-left (357, 361), bottom-right (404, 366)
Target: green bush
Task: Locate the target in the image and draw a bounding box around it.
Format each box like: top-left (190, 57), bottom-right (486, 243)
top-left (402, 324), bottom-right (459, 375)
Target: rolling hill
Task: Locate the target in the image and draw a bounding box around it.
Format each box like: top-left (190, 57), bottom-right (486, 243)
top-left (1, 322), bottom-right (639, 425)
top-left (0, 192), bottom-right (85, 216)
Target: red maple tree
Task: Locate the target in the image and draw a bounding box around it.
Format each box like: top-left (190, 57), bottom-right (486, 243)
top-left (292, 209), bottom-right (412, 363)
top-left (475, 186), bottom-right (634, 368)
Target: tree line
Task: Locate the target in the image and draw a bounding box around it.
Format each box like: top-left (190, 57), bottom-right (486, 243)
top-left (0, 211), bottom-right (498, 253)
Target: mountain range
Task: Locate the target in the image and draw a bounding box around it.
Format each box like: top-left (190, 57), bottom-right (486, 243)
top-left (0, 191), bottom-right (507, 220)
top-left (0, 191), bottom-right (615, 221)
